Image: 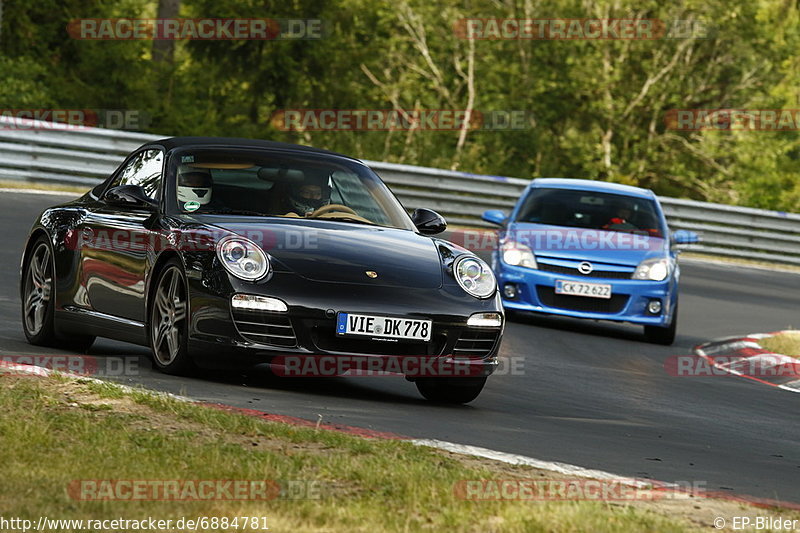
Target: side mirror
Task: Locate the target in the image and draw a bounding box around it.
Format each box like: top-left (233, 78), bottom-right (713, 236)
top-left (104, 185), bottom-right (158, 210)
top-left (482, 209), bottom-right (507, 226)
top-left (672, 229), bottom-right (700, 245)
top-left (411, 208), bottom-right (447, 235)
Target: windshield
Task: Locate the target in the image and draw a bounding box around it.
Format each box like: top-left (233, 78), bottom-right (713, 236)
top-left (168, 148), bottom-right (415, 230)
top-left (515, 187), bottom-right (665, 238)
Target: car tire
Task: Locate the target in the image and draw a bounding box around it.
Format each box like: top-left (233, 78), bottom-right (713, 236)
top-left (644, 303), bottom-right (677, 346)
top-left (21, 237), bottom-right (59, 346)
top-left (21, 237), bottom-right (97, 352)
top-left (415, 377), bottom-right (487, 404)
top-left (149, 259), bottom-right (194, 375)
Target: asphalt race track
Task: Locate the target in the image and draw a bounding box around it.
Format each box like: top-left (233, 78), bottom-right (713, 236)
top-left (2, 191), bottom-right (799, 501)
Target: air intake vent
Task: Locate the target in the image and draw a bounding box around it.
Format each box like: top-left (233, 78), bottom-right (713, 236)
top-left (538, 263), bottom-right (632, 279)
top-left (232, 309), bottom-right (297, 347)
top-left (453, 330), bottom-right (500, 358)
top-left (536, 286), bottom-right (629, 314)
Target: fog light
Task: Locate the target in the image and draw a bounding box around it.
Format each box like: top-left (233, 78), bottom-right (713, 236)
top-left (232, 294), bottom-right (288, 312)
top-left (503, 284), bottom-right (518, 299)
top-left (467, 312), bottom-right (503, 328)
top-left (647, 299), bottom-right (662, 315)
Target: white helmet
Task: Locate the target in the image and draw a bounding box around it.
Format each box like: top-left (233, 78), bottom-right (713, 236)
top-left (177, 169), bottom-right (213, 206)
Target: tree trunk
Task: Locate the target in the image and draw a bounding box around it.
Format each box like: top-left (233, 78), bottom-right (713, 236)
top-left (152, 0), bottom-right (181, 64)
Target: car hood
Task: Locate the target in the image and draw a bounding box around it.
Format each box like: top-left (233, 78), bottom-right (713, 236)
top-left (194, 216), bottom-right (443, 288)
top-left (507, 222), bottom-right (668, 267)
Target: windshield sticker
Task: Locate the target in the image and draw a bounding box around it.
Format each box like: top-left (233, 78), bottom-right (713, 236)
top-left (181, 155), bottom-right (195, 163)
top-left (184, 201), bottom-right (201, 212)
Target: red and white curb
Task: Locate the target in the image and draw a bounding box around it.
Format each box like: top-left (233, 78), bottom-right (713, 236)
top-left (3, 359), bottom-right (800, 510)
top-left (694, 330), bottom-right (800, 393)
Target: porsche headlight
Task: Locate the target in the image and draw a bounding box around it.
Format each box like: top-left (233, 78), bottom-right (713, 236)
top-left (501, 241), bottom-right (537, 269)
top-left (216, 236), bottom-right (269, 281)
top-left (454, 255), bottom-right (497, 299)
top-left (633, 257), bottom-right (671, 281)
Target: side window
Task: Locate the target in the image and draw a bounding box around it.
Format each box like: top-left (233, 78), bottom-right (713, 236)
top-left (108, 149), bottom-right (164, 200)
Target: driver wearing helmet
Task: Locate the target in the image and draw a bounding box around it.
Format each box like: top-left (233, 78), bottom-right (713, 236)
top-left (177, 168), bottom-right (214, 211)
top-left (285, 176), bottom-right (331, 217)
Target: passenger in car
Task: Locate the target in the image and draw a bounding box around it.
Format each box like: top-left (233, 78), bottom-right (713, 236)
top-left (177, 168), bottom-right (218, 211)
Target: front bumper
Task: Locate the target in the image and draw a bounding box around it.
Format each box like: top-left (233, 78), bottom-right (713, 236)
top-left (497, 263), bottom-right (675, 326)
top-left (185, 270), bottom-right (504, 375)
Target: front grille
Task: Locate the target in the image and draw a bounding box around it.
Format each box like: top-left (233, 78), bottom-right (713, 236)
top-left (311, 321), bottom-right (446, 356)
top-left (232, 309), bottom-right (297, 347)
top-left (453, 330), bottom-right (501, 358)
top-left (536, 286), bottom-right (629, 314)
top-left (538, 263), bottom-right (632, 279)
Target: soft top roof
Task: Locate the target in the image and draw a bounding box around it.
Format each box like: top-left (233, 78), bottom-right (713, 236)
top-left (143, 136), bottom-right (359, 162)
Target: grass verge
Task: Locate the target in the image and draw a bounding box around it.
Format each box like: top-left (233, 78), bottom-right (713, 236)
top-left (0, 371), bottom-right (797, 532)
top-left (760, 331), bottom-right (800, 357)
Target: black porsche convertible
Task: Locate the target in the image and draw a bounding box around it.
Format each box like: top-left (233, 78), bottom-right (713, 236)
top-left (19, 137), bottom-right (504, 403)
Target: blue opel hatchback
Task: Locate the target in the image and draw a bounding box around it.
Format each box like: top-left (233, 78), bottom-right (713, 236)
top-left (482, 179), bottom-right (698, 345)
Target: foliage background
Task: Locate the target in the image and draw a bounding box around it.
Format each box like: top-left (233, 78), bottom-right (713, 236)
top-left (1, 0), bottom-right (799, 210)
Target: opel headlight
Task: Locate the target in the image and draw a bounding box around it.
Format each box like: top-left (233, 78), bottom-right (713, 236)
top-left (454, 255), bottom-right (497, 299)
top-left (216, 235), bottom-right (270, 281)
top-left (501, 241), bottom-right (537, 269)
top-left (633, 257), bottom-right (671, 281)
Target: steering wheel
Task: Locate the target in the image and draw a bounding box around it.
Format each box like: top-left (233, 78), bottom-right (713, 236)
top-left (308, 203), bottom-right (358, 218)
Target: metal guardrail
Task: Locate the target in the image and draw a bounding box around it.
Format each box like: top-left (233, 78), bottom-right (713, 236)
top-left (2, 115), bottom-right (800, 265)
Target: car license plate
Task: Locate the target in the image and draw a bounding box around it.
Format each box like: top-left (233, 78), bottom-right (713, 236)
top-left (336, 313), bottom-right (432, 341)
top-left (555, 280), bottom-right (612, 299)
